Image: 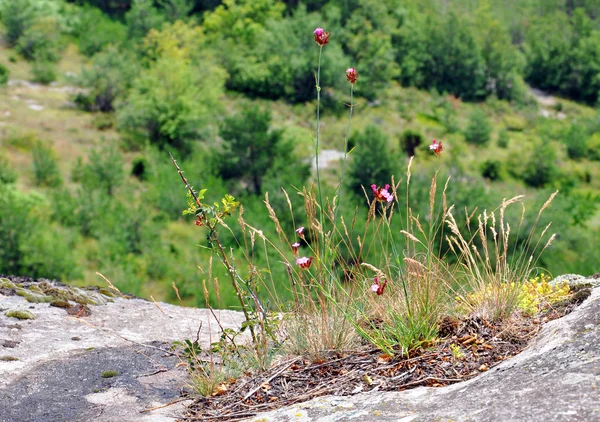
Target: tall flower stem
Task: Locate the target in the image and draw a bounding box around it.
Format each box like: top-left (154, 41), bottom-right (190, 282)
top-left (315, 46), bottom-right (325, 257)
top-left (333, 83), bottom-right (354, 230)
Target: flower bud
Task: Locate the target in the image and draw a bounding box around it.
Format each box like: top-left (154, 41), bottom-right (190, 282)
top-left (346, 68), bottom-right (358, 84)
top-left (313, 27), bottom-right (330, 47)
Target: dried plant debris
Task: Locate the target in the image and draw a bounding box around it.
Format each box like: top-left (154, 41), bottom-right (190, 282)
top-left (180, 294), bottom-right (584, 422)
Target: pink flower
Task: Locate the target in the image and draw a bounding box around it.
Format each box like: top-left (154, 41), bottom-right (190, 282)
top-left (296, 256), bottom-right (314, 269)
top-left (346, 68), bottom-right (358, 84)
top-left (313, 27), bottom-right (330, 46)
top-left (370, 277), bottom-right (388, 296)
top-left (371, 184), bottom-right (394, 203)
top-left (291, 242), bottom-right (300, 255)
top-left (296, 227), bottom-right (305, 237)
top-left (429, 139), bottom-right (443, 156)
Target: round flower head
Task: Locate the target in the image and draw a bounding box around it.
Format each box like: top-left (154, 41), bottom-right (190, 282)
top-left (313, 27), bottom-right (330, 46)
top-left (346, 68), bottom-right (358, 84)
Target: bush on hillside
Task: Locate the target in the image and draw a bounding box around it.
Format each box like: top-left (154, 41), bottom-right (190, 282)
top-left (464, 109), bottom-right (492, 145)
top-left (32, 141), bottom-right (63, 187)
top-left (16, 16), bottom-right (61, 62)
top-left (30, 60), bottom-right (57, 85)
top-left (348, 125), bottom-right (397, 198)
top-left (0, 63), bottom-right (9, 86)
top-left (216, 104), bottom-right (309, 196)
top-left (75, 46), bottom-right (136, 112)
top-left (0, 0), bottom-right (36, 46)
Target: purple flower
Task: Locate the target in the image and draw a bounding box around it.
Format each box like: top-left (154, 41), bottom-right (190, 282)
top-left (291, 242), bottom-right (300, 255)
top-left (371, 184), bottom-right (394, 203)
top-left (296, 227), bottom-right (305, 237)
top-left (313, 27), bottom-right (330, 46)
top-left (296, 256), bottom-right (314, 269)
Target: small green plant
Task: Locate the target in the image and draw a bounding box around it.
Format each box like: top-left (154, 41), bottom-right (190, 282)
top-left (518, 274), bottom-right (570, 316)
top-left (450, 343), bottom-right (465, 359)
top-left (101, 370), bottom-right (119, 378)
top-left (0, 156), bottom-right (17, 184)
top-left (0, 63), bottom-right (9, 86)
top-left (5, 309), bottom-right (36, 320)
top-left (32, 141), bottom-right (63, 187)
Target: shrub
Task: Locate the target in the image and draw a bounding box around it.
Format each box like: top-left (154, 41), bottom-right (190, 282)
top-left (216, 105), bottom-right (308, 196)
top-left (0, 185), bottom-right (77, 279)
top-left (481, 159), bottom-right (503, 181)
top-left (125, 0), bottom-right (165, 39)
top-left (0, 63), bottom-right (9, 86)
top-left (588, 134), bottom-right (600, 161)
top-left (464, 109), bottom-right (492, 145)
top-left (75, 7), bottom-right (126, 57)
top-left (32, 141), bottom-right (62, 187)
top-left (20, 224), bottom-right (81, 280)
top-left (30, 61), bottom-right (57, 85)
top-left (117, 49), bottom-right (225, 152)
top-left (16, 16), bottom-right (61, 62)
top-left (522, 140), bottom-right (558, 188)
top-left (131, 157), bottom-right (148, 181)
top-left (0, 0), bottom-right (36, 46)
top-left (564, 123), bottom-right (588, 160)
top-left (75, 46), bottom-right (136, 112)
top-left (400, 130), bottom-right (424, 157)
top-left (497, 128), bottom-right (510, 148)
top-left (81, 144), bottom-right (124, 196)
top-left (348, 125), bottom-right (397, 198)
top-left (0, 155), bottom-right (17, 184)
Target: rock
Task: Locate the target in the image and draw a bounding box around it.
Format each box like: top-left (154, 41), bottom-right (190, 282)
top-left (251, 274), bottom-right (600, 422)
top-left (0, 276), bottom-right (245, 422)
top-left (1, 275), bottom-right (598, 422)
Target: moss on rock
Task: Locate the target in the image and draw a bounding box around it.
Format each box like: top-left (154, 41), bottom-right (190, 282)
top-left (5, 310), bottom-right (36, 320)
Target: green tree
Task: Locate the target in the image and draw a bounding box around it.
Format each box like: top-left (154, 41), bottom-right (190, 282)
top-left (348, 125), bottom-right (397, 197)
top-left (75, 6), bottom-right (127, 57)
top-left (117, 22), bottom-right (226, 152)
top-left (0, 0), bottom-right (36, 46)
top-left (125, 0), bottom-right (165, 39)
top-left (75, 46), bottom-right (136, 112)
top-left (217, 104), bottom-right (307, 196)
top-left (16, 16), bottom-right (61, 62)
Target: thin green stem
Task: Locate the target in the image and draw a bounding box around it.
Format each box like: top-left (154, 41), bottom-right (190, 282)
top-left (315, 46), bottom-right (324, 257)
top-left (333, 84), bottom-right (354, 231)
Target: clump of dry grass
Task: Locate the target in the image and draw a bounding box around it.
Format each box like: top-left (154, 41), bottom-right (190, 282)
top-left (446, 191), bottom-right (558, 320)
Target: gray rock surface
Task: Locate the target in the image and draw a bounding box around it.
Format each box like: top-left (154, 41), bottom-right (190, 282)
top-left (252, 276), bottom-right (600, 422)
top-left (0, 277), bottom-right (244, 422)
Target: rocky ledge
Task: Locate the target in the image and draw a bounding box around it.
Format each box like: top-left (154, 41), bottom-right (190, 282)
top-left (0, 274), bottom-right (598, 422)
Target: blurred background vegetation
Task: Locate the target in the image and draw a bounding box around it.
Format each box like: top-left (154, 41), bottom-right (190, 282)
top-left (0, 0), bottom-right (599, 308)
